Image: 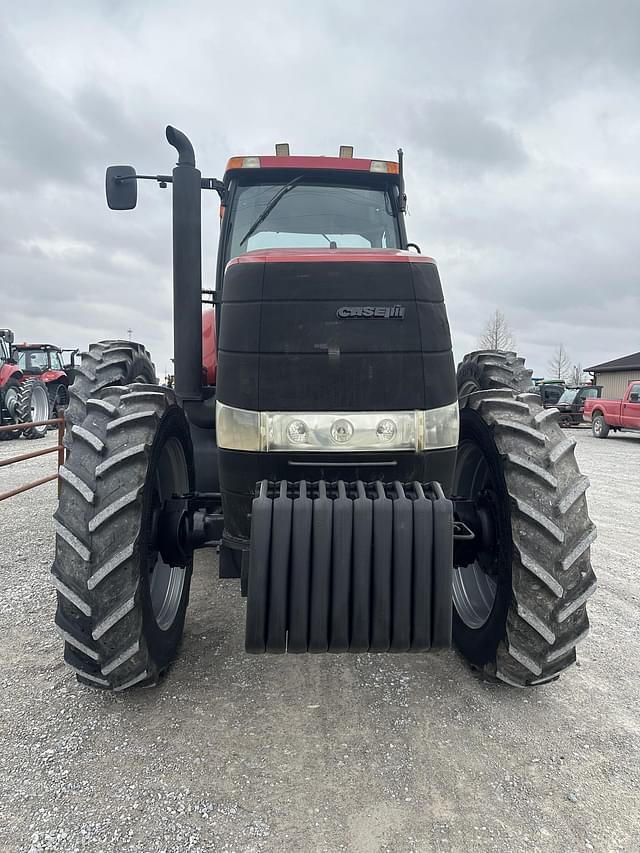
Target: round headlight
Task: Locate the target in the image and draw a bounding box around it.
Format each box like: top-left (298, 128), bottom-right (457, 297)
top-left (330, 418), bottom-right (354, 444)
top-left (376, 418), bottom-right (397, 442)
top-left (286, 419), bottom-right (308, 444)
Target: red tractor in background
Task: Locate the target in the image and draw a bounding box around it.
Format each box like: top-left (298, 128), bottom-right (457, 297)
top-left (0, 329), bottom-right (50, 439)
top-left (11, 342), bottom-right (79, 420)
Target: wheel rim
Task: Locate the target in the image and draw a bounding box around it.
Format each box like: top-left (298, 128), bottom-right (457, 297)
top-left (4, 387), bottom-right (18, 419)
top-left (29, 384), bottom-right (49, 423)
top-left (452, 440), bottom-right (498, 629)
top-left (149, 437), bottom-right (189, 630)
top-left (594, 418), bottom-right (602, 435)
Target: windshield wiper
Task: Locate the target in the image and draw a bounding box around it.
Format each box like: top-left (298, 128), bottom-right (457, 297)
top-left (239, 176), bottom-right (304, 246)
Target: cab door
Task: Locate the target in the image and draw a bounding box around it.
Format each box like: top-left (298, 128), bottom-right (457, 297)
top-left (621, 382), bottom-right (640, 429)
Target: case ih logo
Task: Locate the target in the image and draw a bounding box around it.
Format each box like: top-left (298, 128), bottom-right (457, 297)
top-left (336, 305), bottom-right (406, 320)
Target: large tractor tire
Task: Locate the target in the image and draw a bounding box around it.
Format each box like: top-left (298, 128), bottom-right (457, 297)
top-left (16, 378), bottom-right (50, 439)
top-left (454, 352), bottom-right (597, 685)
top-left (52, 384), bottom-right (194, 691)
top-left (457, 351), bottom-right (532, 402)
top-left (65, 340), bottom-right (157, 449)
top-left (0, 377), bottom-right (21, 440)
top-left (49, 382), bottom-right (69, 417)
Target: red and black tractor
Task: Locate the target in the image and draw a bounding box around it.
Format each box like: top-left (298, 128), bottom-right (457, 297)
top-left (52, 127), bottom-right (597, 692)
top-left (11, 342), bottom-right (79, 419)
top-left (0, 329), bottom-right (50, 439)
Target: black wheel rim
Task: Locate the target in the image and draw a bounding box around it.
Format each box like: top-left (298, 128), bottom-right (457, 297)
top-left (148, 437), bottom-right (189, 630)
top-left (4, 386), bottom-right (18, 419)
top-left (452, 440), bottom-right (499, 628)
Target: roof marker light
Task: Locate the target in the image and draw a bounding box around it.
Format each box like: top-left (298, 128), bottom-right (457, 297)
top-left (339, 145), bottom-right (354, 158)
top-left (225, 157), bottom-right (262, 170)
top-left (275, 143), bottom-right (290, 156)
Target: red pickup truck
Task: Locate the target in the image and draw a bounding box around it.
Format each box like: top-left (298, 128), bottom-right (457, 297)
top-left (584, 380), bottom-right (640, 438)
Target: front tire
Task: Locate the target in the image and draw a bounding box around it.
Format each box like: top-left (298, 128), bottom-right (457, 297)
top-left (592, 413), bottom-right (609, 439)
top-left (457, 351), bottom-right (532, 402)
top-left (65, 340), bottom-right (157, 448)
top-left (52, 384), bottom-right (194, 691)
top-left (454, 351), bottom-right (597, 685)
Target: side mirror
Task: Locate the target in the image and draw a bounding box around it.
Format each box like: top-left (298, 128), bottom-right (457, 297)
top-left (105, 165), bottom-right (138, 210)
top-left (629, 392), bottom-right (639, 403)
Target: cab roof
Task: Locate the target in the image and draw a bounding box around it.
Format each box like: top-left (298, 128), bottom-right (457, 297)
top-left (224, 155), bottom-right (399, 178)
top-left (14, 343), bottom-right (61, 350)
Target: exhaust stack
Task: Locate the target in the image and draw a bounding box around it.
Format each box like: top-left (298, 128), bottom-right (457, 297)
top-left (166, 126), bottom-right (202, 401)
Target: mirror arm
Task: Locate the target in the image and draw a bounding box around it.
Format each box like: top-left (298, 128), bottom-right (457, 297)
top-left (201, 177), bottom-right (226, 201)
top-left (113, 173), bottom-right (225, 200)
top-left (114, 173), bottom-right (173, 188)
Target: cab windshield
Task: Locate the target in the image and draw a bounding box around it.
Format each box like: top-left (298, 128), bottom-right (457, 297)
top-left (16, 350), bottom-right (50, 371)
top-left (225, 180), bottom-right (401, 262)
top-left (557, 389), bottom-right (578, 404)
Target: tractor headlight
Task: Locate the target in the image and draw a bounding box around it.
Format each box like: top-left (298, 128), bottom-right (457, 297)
top-left (216, 402), bottom-right (459, 452)
top-left (215, 403), bottom-right (262, 451)
top-left (266, 412), bottom-right (418, 451)
top-left (422, 402), bottom-right (459, 451)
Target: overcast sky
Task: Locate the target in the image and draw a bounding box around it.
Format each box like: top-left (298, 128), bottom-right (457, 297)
top-left (2, 0), bottom-right (639, 379)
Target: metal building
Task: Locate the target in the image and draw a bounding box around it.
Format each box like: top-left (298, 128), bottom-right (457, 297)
top-left (586, 352), bottom-right (640, 399)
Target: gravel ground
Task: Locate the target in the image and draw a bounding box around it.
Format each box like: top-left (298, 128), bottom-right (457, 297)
top-left (0, 428), bottom-right (638, 853)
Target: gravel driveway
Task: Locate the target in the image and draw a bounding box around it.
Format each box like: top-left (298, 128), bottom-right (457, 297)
top-left (0, 428), bottom-right (638, 853)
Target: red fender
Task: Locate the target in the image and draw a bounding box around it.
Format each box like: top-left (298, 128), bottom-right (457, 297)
top-left (202, 307), bottom-right (217, 385)
top-left (0, 362), bottom-right (22, 388)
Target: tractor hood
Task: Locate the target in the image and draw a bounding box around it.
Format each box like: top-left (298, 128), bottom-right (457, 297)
top-left (216, 249), bottom-right (455, 412)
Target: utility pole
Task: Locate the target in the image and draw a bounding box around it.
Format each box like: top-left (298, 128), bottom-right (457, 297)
top-left (127, 328), bottom-right (133, 341)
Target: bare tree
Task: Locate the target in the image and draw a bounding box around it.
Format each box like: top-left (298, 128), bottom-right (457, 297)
top-left (548, 344), bottom-right (572, 381)
top-left (571, 363), bottom-right (586, 385)
top-left (478, 309), bottom-right (516, 351)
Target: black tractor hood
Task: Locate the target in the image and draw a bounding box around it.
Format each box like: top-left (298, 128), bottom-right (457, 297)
top-left (216, 249), bottom-right (456, 412)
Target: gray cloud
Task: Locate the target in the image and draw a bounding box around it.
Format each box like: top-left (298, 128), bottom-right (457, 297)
top-left (0, 29), bottom-right (98, 188)
top-left (410, 99), bottom-right (527, 173)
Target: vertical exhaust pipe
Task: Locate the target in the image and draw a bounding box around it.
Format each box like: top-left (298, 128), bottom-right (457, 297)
top-left (166, 126), bottom-right (202, 400)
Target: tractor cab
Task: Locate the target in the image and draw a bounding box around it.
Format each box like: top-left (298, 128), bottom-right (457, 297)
top-left (13, 343), bottom-right (65, 376)
top-left (203, 149), bottom-right (412, 389)
top-left (216, 149), bottom-right (408, 286)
